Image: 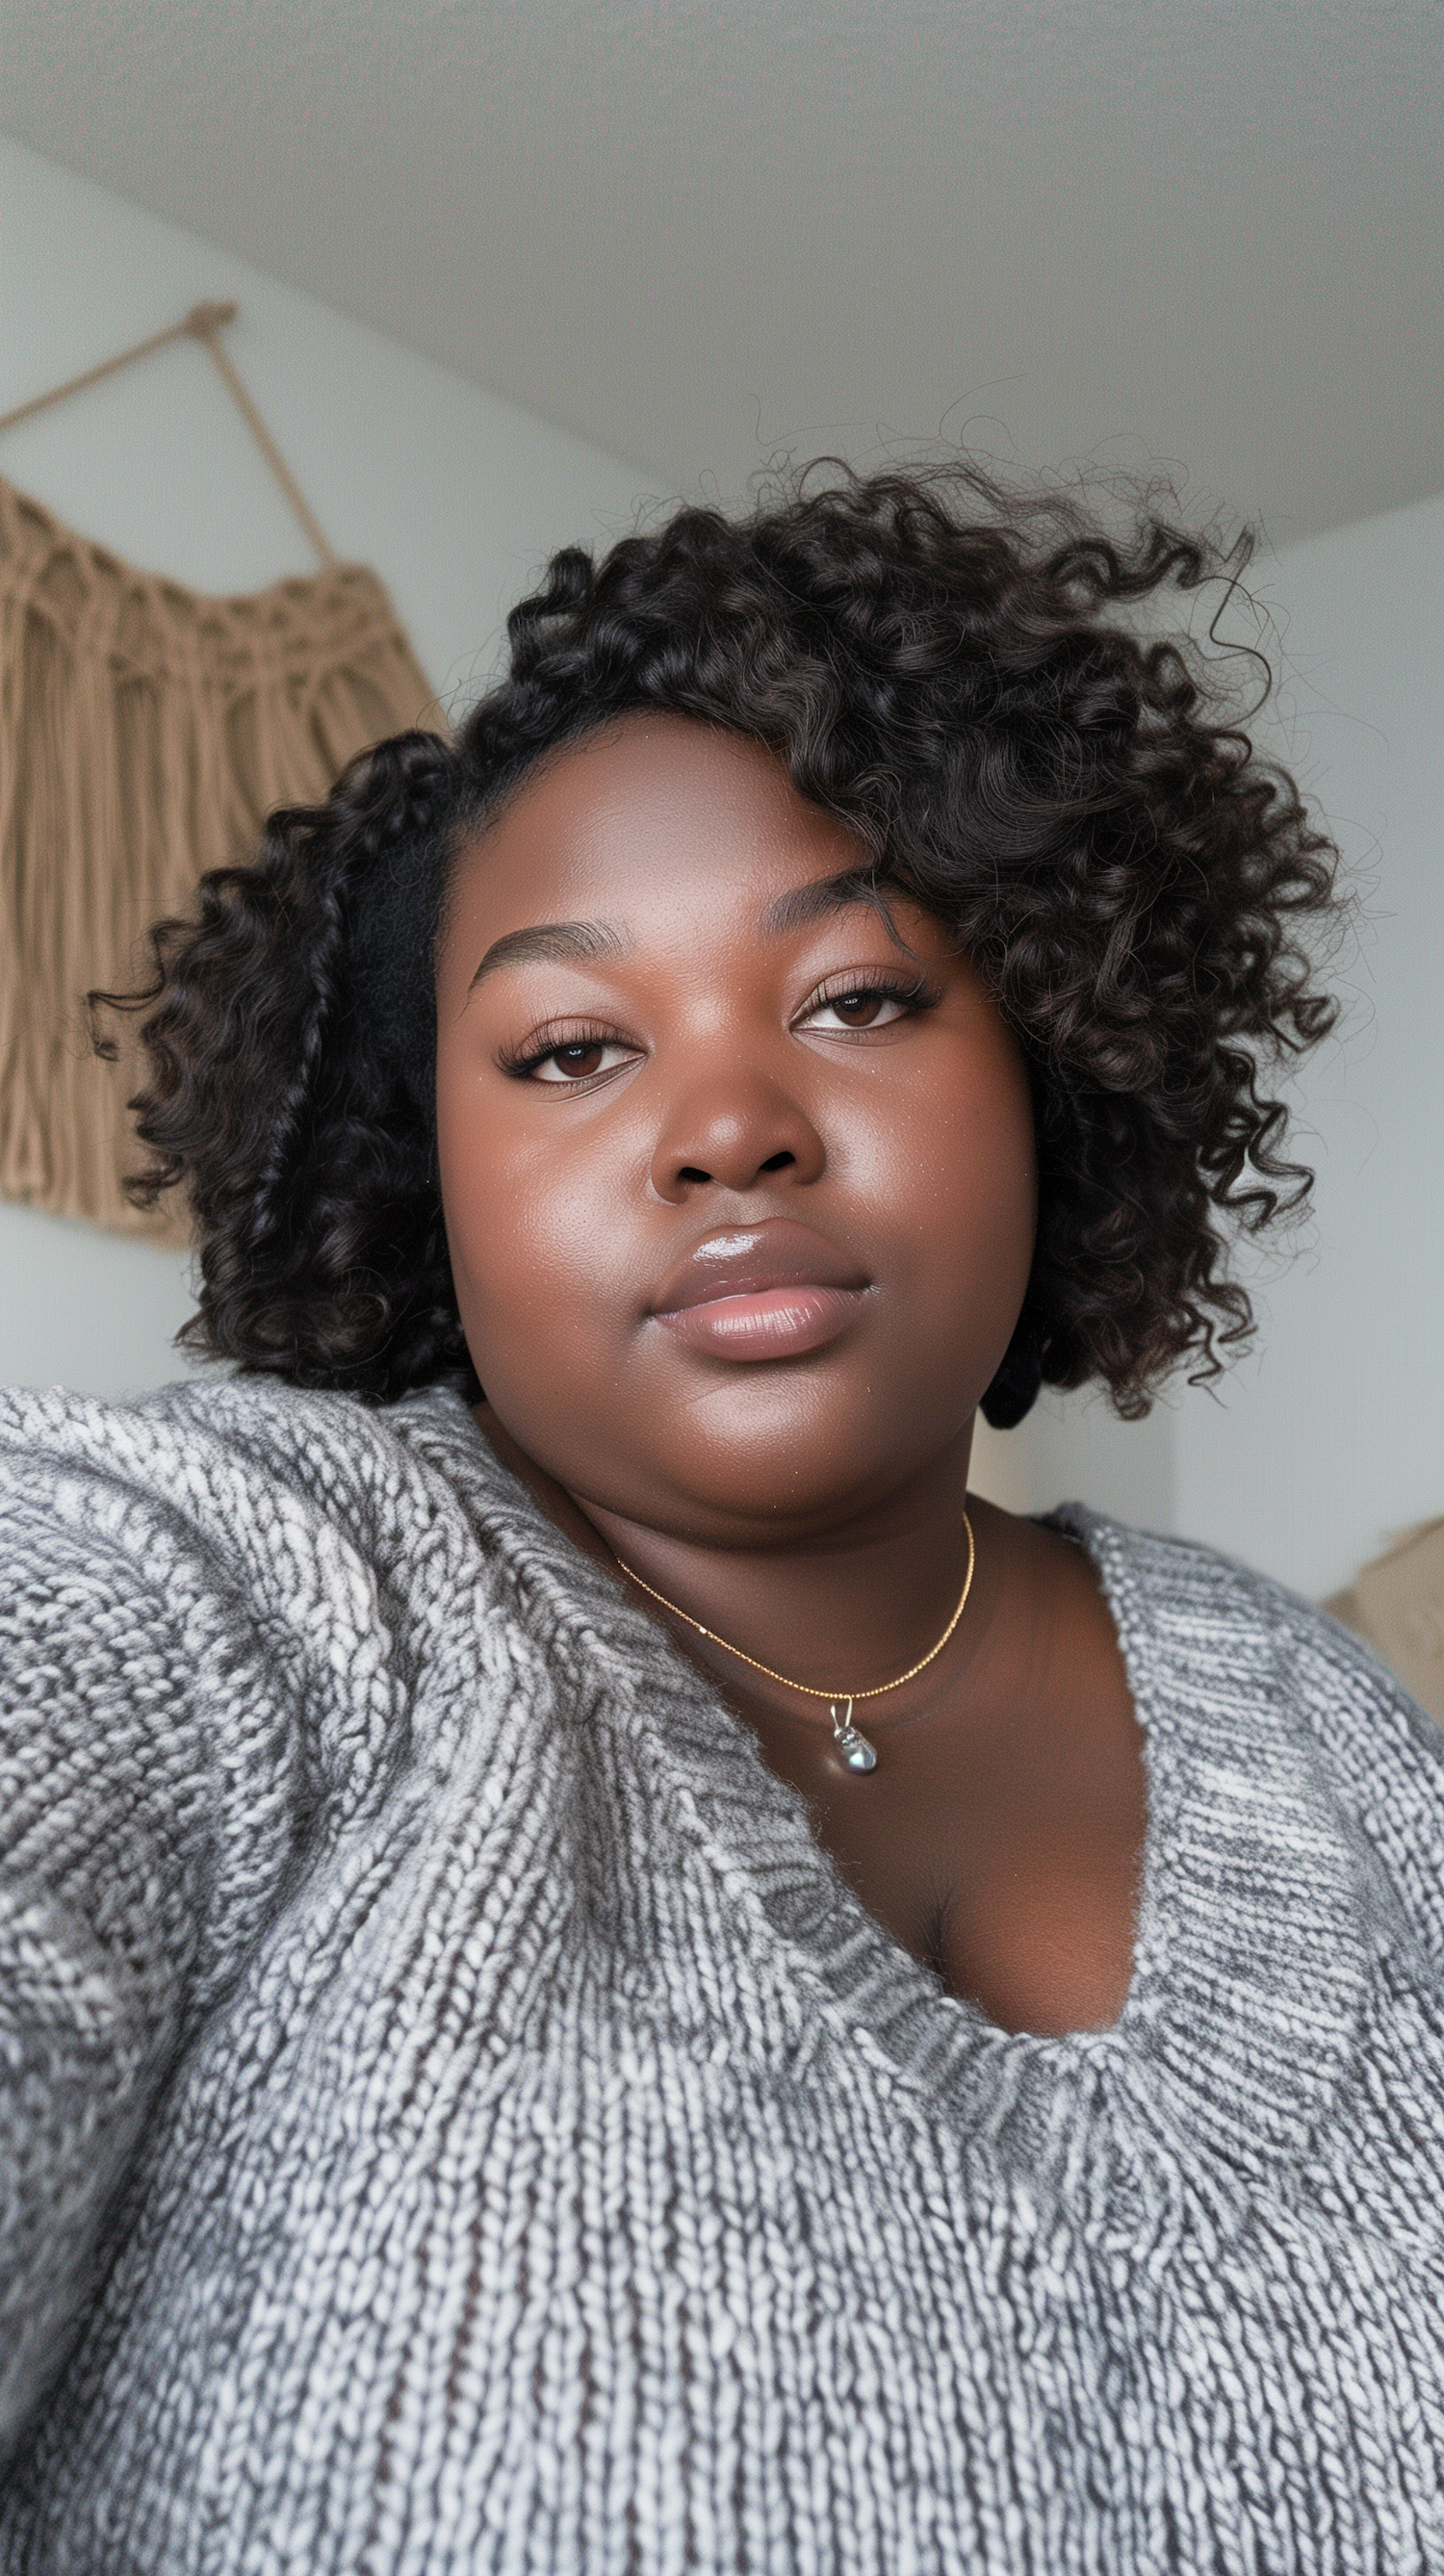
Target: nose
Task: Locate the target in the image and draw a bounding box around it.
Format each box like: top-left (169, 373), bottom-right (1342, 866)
top-left (648, 1067), bottom-right (827, 1202)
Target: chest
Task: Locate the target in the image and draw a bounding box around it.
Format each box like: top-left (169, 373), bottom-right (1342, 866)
top-left (746, 1668), bottom-right (1147, 2035)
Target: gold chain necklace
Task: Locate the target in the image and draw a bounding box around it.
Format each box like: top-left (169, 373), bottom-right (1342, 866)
top-left (611, 1508), bottom-right (976, 1775)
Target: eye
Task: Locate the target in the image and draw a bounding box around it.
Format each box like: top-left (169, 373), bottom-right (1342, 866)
top-left (799, 975), bottom-right (935, 1034)
top-left (503, 1031), bottom-right (640, 1085)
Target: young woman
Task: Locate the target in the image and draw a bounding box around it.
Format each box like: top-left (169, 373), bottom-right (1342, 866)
top-left (3, 468), bottom-right (1442, 2573)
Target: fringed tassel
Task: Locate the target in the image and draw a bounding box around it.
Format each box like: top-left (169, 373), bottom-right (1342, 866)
top-left (0, 472), bottom-right (441, 1238)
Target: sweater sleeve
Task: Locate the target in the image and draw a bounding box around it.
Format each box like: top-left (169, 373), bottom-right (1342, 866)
top-left (0, 1413), bottom-right (309, 2463)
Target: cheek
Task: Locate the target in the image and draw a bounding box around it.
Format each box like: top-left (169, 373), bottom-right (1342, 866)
top-left (844, 1036), bottom-right (1037, 1332)
top-left (437, 1089), bottom-right (635, 1376)
top-left (940, 1081), bottom-right (1036, 1294)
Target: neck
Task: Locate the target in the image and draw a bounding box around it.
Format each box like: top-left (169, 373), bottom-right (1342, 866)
top-left (476, 1404), bottom-right (986, 1712)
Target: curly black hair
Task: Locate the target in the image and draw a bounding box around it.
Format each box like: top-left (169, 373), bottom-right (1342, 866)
top-left (96, 462), bottom-right (1340, 1428)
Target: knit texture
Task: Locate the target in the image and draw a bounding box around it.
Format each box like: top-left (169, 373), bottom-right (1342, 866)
top-left (2, 1376), bottom-right (1444, 2575)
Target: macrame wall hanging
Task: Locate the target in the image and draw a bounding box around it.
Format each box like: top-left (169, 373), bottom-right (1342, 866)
top-left (0, 299), bottom-right (442, 1240)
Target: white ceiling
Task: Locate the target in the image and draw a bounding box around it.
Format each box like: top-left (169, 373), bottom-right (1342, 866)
top-left (4, 0), bottom-right (1441, 545)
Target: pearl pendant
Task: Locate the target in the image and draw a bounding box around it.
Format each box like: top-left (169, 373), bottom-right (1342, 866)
top-left (830, 1700), bottom-right (878, 1774)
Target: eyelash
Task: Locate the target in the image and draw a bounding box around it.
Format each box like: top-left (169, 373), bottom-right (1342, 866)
top-left (497, 1019), bottom-right (633, 1082)
top-left (808, 968), bottom-right (937, 1024)
top-left (499, 971), bottom-right (939, 1086)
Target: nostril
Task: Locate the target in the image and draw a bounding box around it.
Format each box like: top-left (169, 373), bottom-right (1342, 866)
top-left (761, 1150), bottom-right (795, 1173)
top-left (678, 1166), bottom-right (711, 1184)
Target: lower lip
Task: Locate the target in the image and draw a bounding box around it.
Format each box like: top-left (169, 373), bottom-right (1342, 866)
top-left (653, 1284), bottom-right (866, 1359)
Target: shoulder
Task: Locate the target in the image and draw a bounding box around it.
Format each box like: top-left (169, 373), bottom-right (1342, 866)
top-left (0, 1375), bottom-right (523, 1898)
top-left (0, 1374), bottom-right (527, 1736)
top-left (1, 1360), bottom-right (548, 1622)
top-left (1063, 1506), bottom-right (1444, 1959)
top-left (0, 1371), bottom-right (482, 1586)
top-left (1070, 1505), bottom-right (1439, 1731)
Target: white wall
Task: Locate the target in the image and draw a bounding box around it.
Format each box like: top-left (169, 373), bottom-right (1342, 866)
top-left (1016, 1396), bottom-right (1176, 1539)
top-left (1012, 490), bottom-right (1444, 1598)
top-left (0, 136), bottom-right (652, 1396)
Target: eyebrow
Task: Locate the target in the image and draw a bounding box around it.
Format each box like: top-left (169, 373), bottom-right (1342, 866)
top-left (467, 919), bottom-right (626, 992)
top-left (466, 867), bottom-right (902, 994)
top-left (757, 867), bottom-right (902, 941)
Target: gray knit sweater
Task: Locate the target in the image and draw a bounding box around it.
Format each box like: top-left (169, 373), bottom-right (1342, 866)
top-left (3, 1378), bottom-right (1444, 2575)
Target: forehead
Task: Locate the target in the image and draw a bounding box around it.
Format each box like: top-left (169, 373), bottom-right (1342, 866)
top-left (449, 713), bottom-right (867, 932)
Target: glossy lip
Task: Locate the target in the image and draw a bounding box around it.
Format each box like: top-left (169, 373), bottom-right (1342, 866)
top-left (648, 1222), bottom-right (871, 1362)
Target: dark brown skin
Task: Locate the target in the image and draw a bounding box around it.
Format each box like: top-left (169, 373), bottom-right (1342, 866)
top-left (435, 712), bottom-right (1145, 2036)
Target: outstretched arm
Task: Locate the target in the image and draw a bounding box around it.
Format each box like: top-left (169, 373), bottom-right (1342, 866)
top-left (0, 1431), bottom-right (304, 2464)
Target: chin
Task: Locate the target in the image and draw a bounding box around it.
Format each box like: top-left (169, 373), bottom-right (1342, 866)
top-left (645, 1410), bottom-right (949, 1537)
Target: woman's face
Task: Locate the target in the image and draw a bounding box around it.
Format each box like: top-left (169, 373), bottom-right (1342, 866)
top-left (435, 713), bottom-right (1036, 1545)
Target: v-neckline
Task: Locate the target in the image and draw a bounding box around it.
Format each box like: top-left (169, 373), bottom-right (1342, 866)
top-left (396, 1388), bottom-right (1374, 2180)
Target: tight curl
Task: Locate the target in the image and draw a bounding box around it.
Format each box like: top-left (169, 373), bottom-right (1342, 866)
top-left (99, 463), bottom-right (1341, 1426)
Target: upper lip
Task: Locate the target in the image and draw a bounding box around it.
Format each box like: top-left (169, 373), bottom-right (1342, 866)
top-left (649, 1221), bottom-right (870, 1316)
